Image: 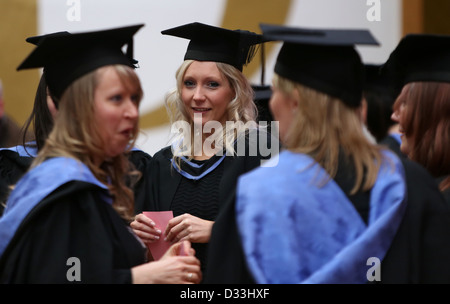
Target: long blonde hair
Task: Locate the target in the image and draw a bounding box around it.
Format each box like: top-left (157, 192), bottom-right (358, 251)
top-left (33, 65), bottom-right (143, 221)
top-left (273, 73), bottom-right (383, 194)
top-left (165, 60), bottom-right (258, 166)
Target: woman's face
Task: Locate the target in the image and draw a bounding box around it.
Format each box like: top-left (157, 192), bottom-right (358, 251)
top-left (391, 85), bottom-right (411, 155)
top-left (269, 85), bottom-right (298, 143)
top-left (94, 66), bottom-right (140, 159)
top-left (181, 61), bottom-right (234, 126)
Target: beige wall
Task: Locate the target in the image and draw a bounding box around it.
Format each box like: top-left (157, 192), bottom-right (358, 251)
top-left (0, 0), bottom-right (38, 126)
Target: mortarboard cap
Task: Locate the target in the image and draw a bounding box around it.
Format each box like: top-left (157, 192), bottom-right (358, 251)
top-left (382, 34), bottom-right (450, 98)
top-left (25, 31), bottom-right (71, 46)
top-left (260, 23), bottom-right (379, 108)
top-left (17, 24), bottom-right (144, 100)
top-left (161, 22), bottom-right (264, 71)
top-left (364, 63), bottom-right (397, 98)
top-left (364, 64), bottom-right (385, 89)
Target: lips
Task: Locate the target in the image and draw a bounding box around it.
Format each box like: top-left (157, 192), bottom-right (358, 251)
top-left (192, 107), bottom-right (211, 112)
top-left (121, 128), bottom-right (134, 138)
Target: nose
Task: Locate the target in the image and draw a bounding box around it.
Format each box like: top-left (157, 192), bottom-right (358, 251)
top-left (193, 86), bottom-right (206, 102)
top-left (391, 109), bottom-right (399, 122)
top-left (124, 98), bottom-right (139, 120)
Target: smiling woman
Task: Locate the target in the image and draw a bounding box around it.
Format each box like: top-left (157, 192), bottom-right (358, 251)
top-left (386, 34), bottom-right (450, 203)
top-left (181, 61), bottom-right (234, 128)
top-left (130, 22), bottom-right (277, 281)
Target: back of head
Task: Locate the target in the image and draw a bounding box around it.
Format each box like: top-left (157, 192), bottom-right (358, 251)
top-left (262, 23), bottom-right (383, 193)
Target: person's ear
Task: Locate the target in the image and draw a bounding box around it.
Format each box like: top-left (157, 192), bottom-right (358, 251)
top-left (290, 88), bottom-right (300, 111)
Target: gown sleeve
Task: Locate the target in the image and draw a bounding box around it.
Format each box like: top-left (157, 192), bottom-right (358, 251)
top-left (0, 182), bottom-right (146, 284)
top-left (380, 159), bottom-right (450, 283)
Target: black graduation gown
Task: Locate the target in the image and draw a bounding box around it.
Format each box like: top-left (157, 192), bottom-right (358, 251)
top-left (204, 156), bottom-right (450, 284)
top-left (0, 148), bottom-right (34, 216)
top-left (140, 147), bottom-right (265, 214)
top-left (379, 134), bottom-right (404, 159)
top-left (0, 181), bottom-right (147, 284)
top-left (0, 115), bottom-right (22, 149)
top-left (136, 130), bottom-right (276, 214)
top-left (139, 130), bottom-right (277, 279)
top-left (127, 149), bottom-right (153, 215)
top-left (0, 147), bottom-right (152, 217)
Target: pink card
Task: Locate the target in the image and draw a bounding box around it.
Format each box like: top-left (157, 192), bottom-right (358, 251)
top-left (143, 211), bottom-right (173, 260)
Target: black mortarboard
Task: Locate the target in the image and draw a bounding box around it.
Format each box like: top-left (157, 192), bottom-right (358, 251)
top-left (382, 34), bottom-right (450, 98)
top-left (364, 64), bottom-right (397, 97)
top-left (363, 64), bottom-right (398, 141)
top-left (260, 24), bottom-right (379, 108)
top-left (364, 64), bottom-right (385, 89)
top-left (17, 24), bottom-right (144, 100)
top-left (25, 31), bottom-right (71, 46)
top-left (161, 22), bottom-right (264, 71)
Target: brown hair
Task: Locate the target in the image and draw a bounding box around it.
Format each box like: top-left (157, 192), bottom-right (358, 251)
top-left (33, 65), bottom-right (143, 221)
top-left (394, 82), bottom-right (450, 191)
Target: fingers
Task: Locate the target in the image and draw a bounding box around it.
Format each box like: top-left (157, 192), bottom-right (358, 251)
top-left (181, 257), bottom-right (202, 284)
top-left (178, 240), bottom-right (191, 256)
top-left (165, 214), bottom-right (190, 242)
top-left (164, 214), bottom-right (185, 236)
top-left (165, 214), bottom-right (213, 244)
top-left (184, 271), bottom-right (202, 284)
top-left (130, 213), bottom-right (162, 243)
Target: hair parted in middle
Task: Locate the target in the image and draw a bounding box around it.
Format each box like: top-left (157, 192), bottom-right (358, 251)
top-left (165, 60), bottom-right (258, 165)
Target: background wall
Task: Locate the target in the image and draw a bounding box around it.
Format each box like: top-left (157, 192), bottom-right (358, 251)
top-left (2, 0), bottom-right (445, 155)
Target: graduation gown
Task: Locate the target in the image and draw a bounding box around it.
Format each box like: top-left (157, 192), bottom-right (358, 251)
top-left (204, 150), bottom-right (450, 284)
top-left (0, 145), bottom-right (37, 215)
top-left (0, 115), bottom-right (22, 149)
top-left (0, 157), bottom-right (147, 283)
top-left (140, 129), bottom-right (277, 277)
top-left (126, 148), bottom-right (153, 215)
top-left (0, 144), bottom-right (152, 217)
top-left (379, 133), bottom-right (404, 159)
top-left (137, 129), bottom-right (277, 213)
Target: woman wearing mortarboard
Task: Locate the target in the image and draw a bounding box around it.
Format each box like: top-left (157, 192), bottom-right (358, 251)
top-left (130, 22), bottom-right (278, 279)
top-left (386, 34), bottom-right (450, 205)
top-left (205, 24), bottom-right (450, 284)
top-left (0, 25), bottom-right (201, 284)
top-left (0, 32), bottom-right (153, 219)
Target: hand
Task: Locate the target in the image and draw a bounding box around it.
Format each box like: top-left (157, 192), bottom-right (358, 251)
top-left (164, 213), bottom-right (213, 244)
top-left (131, 241), bottom-right (202, 284)
top-left (162, 240), bottom-right (196, 258)
top-left (130, 213), bottom-right (162, 244)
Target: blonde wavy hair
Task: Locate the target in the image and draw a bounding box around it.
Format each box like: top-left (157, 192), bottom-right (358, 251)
top-left (166, 60), bottom-right (258, 167)
top-left (33, 65), bottom-right (143, 221)
top-left (273, 73), bottom-right (383, 194)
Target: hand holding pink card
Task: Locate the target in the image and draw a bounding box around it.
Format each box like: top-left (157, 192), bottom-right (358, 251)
top-left (143, 211), bottom-right (173, 260)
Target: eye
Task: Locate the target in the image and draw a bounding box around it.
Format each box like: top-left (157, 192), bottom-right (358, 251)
top-left (207, 81), bottom-right (220, 88)
top-left (110, 94), bottom-right (123, 102)
top-left (184, 80), bottom-right (195, 88)
top-left (131, 94), bottom-right (141, 105)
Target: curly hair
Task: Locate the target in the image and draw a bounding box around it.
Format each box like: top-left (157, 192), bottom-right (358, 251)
top-left (165, 60), bottom-right (258, 167)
